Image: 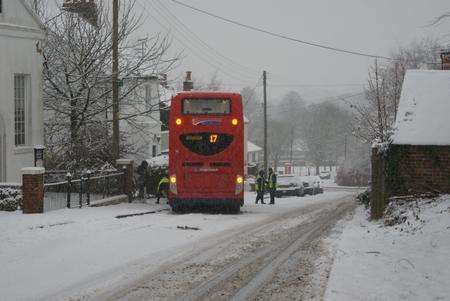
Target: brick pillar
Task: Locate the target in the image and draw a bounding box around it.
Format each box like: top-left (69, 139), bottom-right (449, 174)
top-left (116, 159), bottom-right (134, 202)
top-left (370, 148), bottom-right (386, 220)
top-left (22, 167), bottom-right (45, 214)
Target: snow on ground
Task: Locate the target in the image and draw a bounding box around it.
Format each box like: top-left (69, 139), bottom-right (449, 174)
top-left (325, 196), bottom-right (450, 301)
top-left (0, 190), bottom-right (353, 301)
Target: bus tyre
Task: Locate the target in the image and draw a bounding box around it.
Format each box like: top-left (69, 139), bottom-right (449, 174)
top-left (229, 204), bottom-right (240, 214)
top-left (172, 205), bottom-right (184, 214)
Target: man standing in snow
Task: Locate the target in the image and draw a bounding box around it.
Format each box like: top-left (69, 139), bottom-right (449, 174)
top-left (136, 161), bottom-right (149, 198)
top-left (156, 174), bottom-right (169, 204)
top-left (267, 168), bottom-right (277, 205)
top-left (255, 170), bottom-right (266, 204)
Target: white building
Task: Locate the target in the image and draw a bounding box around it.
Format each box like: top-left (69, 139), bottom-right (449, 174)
top-left (0, 0), bottom-right (46, 182)
top-left (121, 75), bottom-right (173, 163)
top-left (247, 141), bottom-right (263, 166)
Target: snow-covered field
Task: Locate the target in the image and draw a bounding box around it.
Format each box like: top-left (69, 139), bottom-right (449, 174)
top-left (0, 191), bottom-right (352, 301)
top-left (325, 196), bottom-right (450, 301)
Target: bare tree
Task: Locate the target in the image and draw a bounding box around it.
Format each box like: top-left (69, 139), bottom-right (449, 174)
top-left (302, 102), bottom-right (351, 175)
top-left (39, 1), bottom-right (178, 169)
top-left (351, 38), bottom-right (442, 144)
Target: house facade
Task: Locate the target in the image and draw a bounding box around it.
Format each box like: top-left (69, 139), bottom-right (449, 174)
top-left (0, 0), bottom-right (46, 182)
top-left (121, 75), bottom-right (173, 163)
top-left (247, 141), bottom-right (262, 166)
top-left (388, 69), bottom-right (450, 195)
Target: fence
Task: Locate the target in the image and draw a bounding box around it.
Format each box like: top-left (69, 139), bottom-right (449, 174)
top-left (44, 170), bottom-right (125, 212)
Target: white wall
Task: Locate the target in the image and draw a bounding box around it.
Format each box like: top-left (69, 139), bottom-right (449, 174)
top-left (0, 0), bottom-right (45, 182)
top-left (121, 77), bottom-right (163, 164)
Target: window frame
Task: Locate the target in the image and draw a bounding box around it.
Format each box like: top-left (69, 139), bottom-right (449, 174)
top-left (144, 84), bottom-right (152, 111)
top-left (182, 98), bottom-right (232, 116)
top-left (14, 74), bottom-right (30, 147)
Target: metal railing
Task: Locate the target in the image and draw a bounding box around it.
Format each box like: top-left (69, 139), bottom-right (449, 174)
top-left (44, 170), bottom-right (124, 211)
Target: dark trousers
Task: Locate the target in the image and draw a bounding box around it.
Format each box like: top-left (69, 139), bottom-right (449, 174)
top-left (269, 189), bottom-right (276, 204)
top-left (255, 191), bottom-right (265, 204)
top-left (138, 179), bottom-right (145, 198)
top-left (156, 183), bottom-right (169, 203)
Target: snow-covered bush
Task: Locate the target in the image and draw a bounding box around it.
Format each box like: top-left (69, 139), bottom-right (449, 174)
top-left (0, 188), bottom-right (22, 212)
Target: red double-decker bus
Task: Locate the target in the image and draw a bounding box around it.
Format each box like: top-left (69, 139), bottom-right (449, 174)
top-left (168, 91), bottom-right (244, 213)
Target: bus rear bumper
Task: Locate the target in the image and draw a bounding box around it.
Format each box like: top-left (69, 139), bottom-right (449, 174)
top-left (169, 198), bottom-right (244, 208)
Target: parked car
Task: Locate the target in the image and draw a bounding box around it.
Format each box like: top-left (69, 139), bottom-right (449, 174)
top-left (275, 175), bottom-right (304, 197)
top-left (319, 171), bottom-right (331, 180)
top-left (301, 176), bottom-right (324, 195)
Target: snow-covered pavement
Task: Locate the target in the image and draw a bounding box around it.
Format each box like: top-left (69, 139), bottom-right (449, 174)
top-left (0, 191), bottom-right (354, 301)
top-left (325, 196), bottom-right (450, 301)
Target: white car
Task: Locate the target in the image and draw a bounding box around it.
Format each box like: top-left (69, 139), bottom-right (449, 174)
top-left (299, 176), bottom-right (324, 195)
top-left (275, 175), bottom-right (305, 197)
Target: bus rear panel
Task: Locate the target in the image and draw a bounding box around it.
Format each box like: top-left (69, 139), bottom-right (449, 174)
top-left (168, 92), bottom-right (244, 212)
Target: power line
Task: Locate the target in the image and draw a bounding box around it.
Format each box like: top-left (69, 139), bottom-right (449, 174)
top-left (136, 0), bottom-right (258, 84)
top-left (150, 0), bottom-right (257, 80)
top-left (154, 0), bottom-right (260, 78)
top-left (144, 0), bottom-right (256, 82)
top-left (243, 74), bottom-right (263, 106)
top-left (266, 92), bottom-right (366, 116)
top-left (218, 82), bottom-right (366, 88)
top-left (170, 0), bottom-right (394, 61)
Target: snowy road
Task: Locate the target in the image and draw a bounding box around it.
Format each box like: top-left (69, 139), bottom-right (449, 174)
top-left (91, 193), bottom-right (357, 301)
top-left (0, 190), bottom-right (358, 301)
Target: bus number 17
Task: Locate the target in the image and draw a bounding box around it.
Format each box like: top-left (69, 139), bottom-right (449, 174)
top-left (209, 134), bottom-right (219, 143)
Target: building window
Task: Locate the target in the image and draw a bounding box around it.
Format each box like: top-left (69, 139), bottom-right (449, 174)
top-left (152, 145), bottom-right (157, 157)
top-left (145, 85), bottom-right (151, 110)
top-left (252, 152), bottom-right (256, 163)
top-left (0, 0), bottom-right (2, 14)
top-left (14, 75), bottom-right (27, 146)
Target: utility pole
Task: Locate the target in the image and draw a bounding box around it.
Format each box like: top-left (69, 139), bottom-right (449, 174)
top-left (263, 70), bottom-right (268, 173)
top-left (112, 0), bottom-right (120, 160)
top-left (344, 134), bottom-right (348, 161)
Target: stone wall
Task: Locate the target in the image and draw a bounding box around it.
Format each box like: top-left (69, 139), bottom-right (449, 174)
top-left (387, 145), bottom-right (450, 195)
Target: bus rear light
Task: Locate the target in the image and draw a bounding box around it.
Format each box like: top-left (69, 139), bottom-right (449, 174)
top-left (170, 175), bottom-right (178, 194)
top-left (175, 118), bottom-right (182, 125)
top-left (235, 175), bottom-right (244, 195)
top-left (231, 118), bottom-right (239, 126)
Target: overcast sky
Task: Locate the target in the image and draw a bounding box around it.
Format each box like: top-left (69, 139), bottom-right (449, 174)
top-left (134, 0), bottom-right (450, 101)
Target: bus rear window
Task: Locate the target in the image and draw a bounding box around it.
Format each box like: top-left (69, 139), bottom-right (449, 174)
top-left (183, 99), bottom-right (231, 115)
top-left (180, 133), bottom-right (234, 156)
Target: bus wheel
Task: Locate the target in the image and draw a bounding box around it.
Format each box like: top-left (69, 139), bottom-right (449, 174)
top-left (172, 205), bottom-right (183, 214)
top-left (229, 204), bottom-right (240, 214)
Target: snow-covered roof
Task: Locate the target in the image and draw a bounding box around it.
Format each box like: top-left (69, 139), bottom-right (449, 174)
top-left (248, 141), bottom-right (262, 152)
top-left (392, 70), bottom-right (450, 146)
top-left (146, 154), bottom-right (168, 168)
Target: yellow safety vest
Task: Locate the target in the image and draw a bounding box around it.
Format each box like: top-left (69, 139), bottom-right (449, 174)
top-left (256, 176), bottom-right (264, 192)
top-left (268, 173), bottom-right (277, 189)
top-left (158, 177), bottom-right (169, 191)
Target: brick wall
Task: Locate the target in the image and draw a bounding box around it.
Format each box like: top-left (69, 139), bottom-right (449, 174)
top-left (387, 145), bottom-right (450, 195)
top-left (22, 168), bottom-right (45, 214)
top-left (116, 159), bottom-right (134, 202)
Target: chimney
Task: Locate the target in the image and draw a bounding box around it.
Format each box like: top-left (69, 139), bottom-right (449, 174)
top-left (183, 71), bottom-right (194, 91)
top-left (440, 49), bottom-right (450, 70)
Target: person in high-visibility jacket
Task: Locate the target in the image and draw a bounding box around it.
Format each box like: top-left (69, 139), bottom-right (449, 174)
top-left (156, 175), bottom-right (169, 204)
top-left (267, 167), bottom-right (277, 205)
top-left (255, 170), bottom-right (266, 204)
